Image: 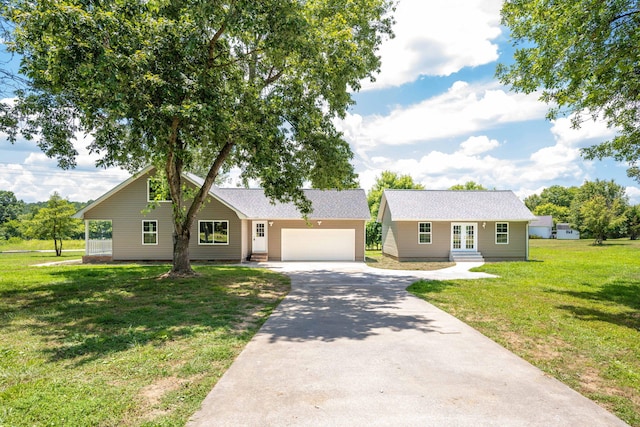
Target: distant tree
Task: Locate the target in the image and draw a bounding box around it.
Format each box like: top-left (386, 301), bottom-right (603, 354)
top-left (579, 195), bottom-right (626, 245)
top-left (24, 192), bottom-right (81, 255)
top-left (570, 180), bottom-right (628, 240)
top-left (0, 190), bottom-right (24, 225)
top-left (626, 205), bottom-right (640, 240)
top-left (366, 171), bottom-right (424, 250)
top-left (448, 181), bottom-right (487, 191)
top-left (498, 1), bottom-right (640, 181)
top-left (539, 185), bottom-right (577, 208)
top-left (524, 193), bottom-right (542, 212)
top-left (533, 203), bottom-right (570, 224)
top-left (367, 171), bottom-right (425, 219)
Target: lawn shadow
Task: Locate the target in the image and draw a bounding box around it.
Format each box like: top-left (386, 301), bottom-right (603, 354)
top-left (0, 265), bottom-right (289, 365)
top-left (552, 278), bottom-right (640, 330)
top-left (253, 269), bottom-right (444, 343)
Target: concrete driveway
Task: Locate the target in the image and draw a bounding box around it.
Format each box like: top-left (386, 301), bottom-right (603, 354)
top-left (187, 262), bottom-right (628, 426)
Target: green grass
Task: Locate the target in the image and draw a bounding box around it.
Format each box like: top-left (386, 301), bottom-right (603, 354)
top-left (0, 239), bottom-right (85, 252)
top-left (365, 249), bottom-right (454, 271)
top-left (408, 239), bottom-right (640, 426)
top-left (0, 253), bottom-right (290, 426)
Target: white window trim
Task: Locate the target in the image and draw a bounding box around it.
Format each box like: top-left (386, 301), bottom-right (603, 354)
top-left (418, 221), bottom-right (432, 245)
top-left (496, 222), bottom-right (509, 245)
top-left (198, 220), bottom-right (230, 246)
top-left (142, 220), bottom-right (158, 245)
top-left (147, 178), bottom-right (171, 203)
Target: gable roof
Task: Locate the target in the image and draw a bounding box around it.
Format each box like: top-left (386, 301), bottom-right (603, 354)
top-left (530, 215), bottom-right (553, 228)
top-left (378, 190), bottom-right (535, 222)
top-left (74, 167), bottom-right (370, 220)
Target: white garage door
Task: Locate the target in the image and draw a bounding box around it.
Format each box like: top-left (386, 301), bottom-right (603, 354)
top-left (281, 229), bottom-right (355, 261)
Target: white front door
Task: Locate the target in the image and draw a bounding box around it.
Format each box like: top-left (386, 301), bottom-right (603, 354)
top-left (451, 223), bottom-right (477, 251)
top-left (252, 221), bottom-right (267, 252)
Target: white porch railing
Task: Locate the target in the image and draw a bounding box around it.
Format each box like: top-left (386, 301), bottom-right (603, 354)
top-left (86, 239), bottom-right (112, 256)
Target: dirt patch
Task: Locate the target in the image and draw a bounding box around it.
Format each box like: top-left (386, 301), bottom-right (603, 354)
top-left (138, 376), bottom-right (187, 420)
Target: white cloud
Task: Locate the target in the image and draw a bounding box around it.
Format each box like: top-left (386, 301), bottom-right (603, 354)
top-left (625, 186), bottom-right (640, 205)
top-left (363, 0), bottom-right (503, 90)
top-left (550, 114), bottom-right (617, 147)
top-left (337, 81), bottom-right (547, 153)
top-left (459, 135), bottom-right (500, 156)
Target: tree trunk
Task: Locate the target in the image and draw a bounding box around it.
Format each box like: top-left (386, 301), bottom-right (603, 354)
top-left (171, 228), bottom-right (195, 276)
top-left (54, 238), bottom-right (62, 256)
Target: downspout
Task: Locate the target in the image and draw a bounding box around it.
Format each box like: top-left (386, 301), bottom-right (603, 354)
top-left (526, 222), bottom-right (530, 260)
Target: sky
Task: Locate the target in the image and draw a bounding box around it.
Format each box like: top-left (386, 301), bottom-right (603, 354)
top-left (1, 0), bottom-right (639, 204)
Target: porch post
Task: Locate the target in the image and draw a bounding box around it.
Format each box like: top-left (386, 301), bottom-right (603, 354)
top-left (85, 220), bottom-right (89, 255)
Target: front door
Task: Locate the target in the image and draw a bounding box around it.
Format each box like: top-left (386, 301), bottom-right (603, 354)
top-left (252, 221), bottom-right (267, 253)
top-left (451, 223), bottom-right (477, 251)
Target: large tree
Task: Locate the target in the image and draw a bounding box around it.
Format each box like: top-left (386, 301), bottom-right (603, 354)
top-left (498, 1), bottom-right (640, 177)
top-left (570, 179), bottom-right (628, 239)
top-left (5, 0), bottom-right (394, 275)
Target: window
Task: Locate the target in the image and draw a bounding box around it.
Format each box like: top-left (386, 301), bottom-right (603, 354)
top-left (199, 220), bottom-right (229, 245)
top-left (496, 222), bottom-right (509, 244)
top-left (147, 178), bottom-right (171, 202)
top-left (418, 222), bottom-right (432, 244)
top-left (142, 220), bottom-right (158, 245)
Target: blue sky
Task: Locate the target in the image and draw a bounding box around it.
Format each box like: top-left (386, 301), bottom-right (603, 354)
top-left (1, 0), bottom-right (639, 204)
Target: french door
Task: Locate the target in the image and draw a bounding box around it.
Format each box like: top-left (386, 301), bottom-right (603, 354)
top-left (451, 223), bottom-right (477, 251)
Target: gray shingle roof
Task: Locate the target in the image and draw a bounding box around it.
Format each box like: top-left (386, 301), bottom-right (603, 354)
top-left (211, 188), bottom-right (370, 220)
top-left (171, 172), bottom-right (370, 219)
top-left (379, 190), bottom-right (535, 221)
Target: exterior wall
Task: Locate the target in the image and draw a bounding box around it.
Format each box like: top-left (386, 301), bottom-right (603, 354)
top-left (256, 219), bottom-right (366, 261)
top-left (83, 170), bottom-right (243, 261)
top-left (529, 226), bottom-right (552, 239)
top-left (478, 221), bottom-right (528, 261)
top-left (381, 204), bottom-right (399, 257)
top-left (385, 220), bottom-right (529, 261)
top-left (394, 221), bottom-right (450, 261)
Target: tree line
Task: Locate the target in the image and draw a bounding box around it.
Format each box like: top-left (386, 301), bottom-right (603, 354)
top-left (525, 180), bottom-right (639, 244)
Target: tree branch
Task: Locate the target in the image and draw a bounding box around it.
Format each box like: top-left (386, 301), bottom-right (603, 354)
top-left (186, 140), bottom-right (235, 224)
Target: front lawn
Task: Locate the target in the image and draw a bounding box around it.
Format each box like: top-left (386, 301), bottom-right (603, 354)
top-left (0, 253), bottom-right (289, 426)
top-left (409, 239), bottom-right (640, 426)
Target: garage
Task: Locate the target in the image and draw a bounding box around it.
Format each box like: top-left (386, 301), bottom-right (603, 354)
top-left (281, 229), bottom-right (356, 261)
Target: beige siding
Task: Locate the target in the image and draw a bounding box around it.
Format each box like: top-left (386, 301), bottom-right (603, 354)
top-left (381, 204), bottom-right (399, 257)
top-left (83, 171), bottom-right (243, 261)
top-left (263, 219), bottom-right (366, 261)
top-left (478, 221), bottom-right (528, 261)
top-left (386, 220), bottom-right (529, 261)
top-left (394, 221), bottom-right (451, 261)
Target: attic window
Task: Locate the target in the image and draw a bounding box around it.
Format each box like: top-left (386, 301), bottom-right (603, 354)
top-left (147, 178), bottom-right (171, 202)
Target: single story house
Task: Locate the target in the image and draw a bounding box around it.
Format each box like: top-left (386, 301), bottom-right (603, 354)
top-left (377, 190), bottom-right (536, 262)
top-left (529, 215), bottom-right (553, 239)
top-left (73, 166), bottom-right (370, 262)
top-left (556, 223), bottom-right (580, 240)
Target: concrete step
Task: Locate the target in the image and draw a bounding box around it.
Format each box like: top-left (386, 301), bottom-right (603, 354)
top-left (250, 253), bottom-right (268, 262)
top-left (449, 251), bottom-right (484, 262)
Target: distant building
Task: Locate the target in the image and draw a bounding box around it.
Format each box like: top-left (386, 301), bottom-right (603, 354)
top-left (529, 215), bottom-right (553, 239)
top-left (556, 223), bottom-right (580, 240)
